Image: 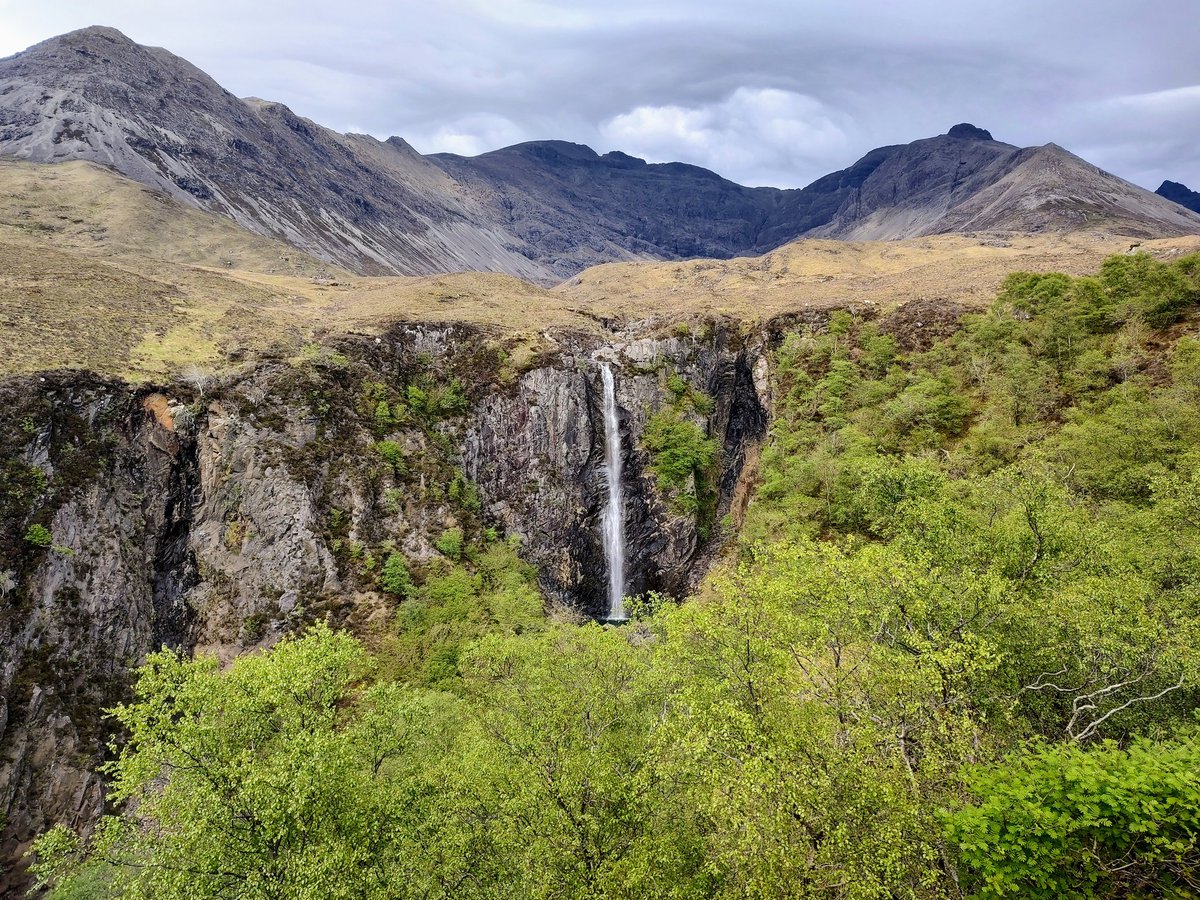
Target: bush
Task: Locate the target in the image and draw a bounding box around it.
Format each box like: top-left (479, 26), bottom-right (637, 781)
top-left (945, 736), bottom-right (1200, 898)
top-left (379, 553), bottom-right (413, 597)
top-left (24, 524), bottom-right (52, 547)
top-left (374, 440), bottom-right (405, 471)
top-left (642, 409), bottom-right (718, 515)
top-left (434, 527), bottom-right (465, 560)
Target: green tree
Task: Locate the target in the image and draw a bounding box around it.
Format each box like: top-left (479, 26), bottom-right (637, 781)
top-left (30, 626), bottom-right (460, 900)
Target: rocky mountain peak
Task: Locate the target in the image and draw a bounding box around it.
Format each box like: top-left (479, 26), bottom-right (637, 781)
top-left (946, 123), bottom-right (995, 141)
top-left (1157, 180), bottom-right (1200, 214)
top-left (18, 24), bottom-right (137, 56)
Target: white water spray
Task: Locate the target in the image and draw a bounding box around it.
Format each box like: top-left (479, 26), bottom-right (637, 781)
top-left (600, 363), bottom-right (627, 621)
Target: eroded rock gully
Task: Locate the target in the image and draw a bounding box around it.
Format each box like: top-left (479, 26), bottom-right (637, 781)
top-left (0, 317), bottom-right (771, 892)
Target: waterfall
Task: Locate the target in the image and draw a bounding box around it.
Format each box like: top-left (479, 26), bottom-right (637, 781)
top-left (600, 363), bottom-right (627, 621)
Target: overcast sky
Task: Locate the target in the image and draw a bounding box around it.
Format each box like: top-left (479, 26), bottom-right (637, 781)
top-left (2, 0), bottom-right (1198, 190)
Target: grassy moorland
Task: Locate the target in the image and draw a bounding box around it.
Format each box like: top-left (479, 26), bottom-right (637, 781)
top-left (6, 158), bottom-right (1197, 382)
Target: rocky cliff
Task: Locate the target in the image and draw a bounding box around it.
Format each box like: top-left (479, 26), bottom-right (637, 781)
top-left (0, 317), bottom-right (770, 892)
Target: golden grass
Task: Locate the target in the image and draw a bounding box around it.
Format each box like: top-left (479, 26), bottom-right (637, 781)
top-left (4, 158), bottom-right (1198, 381)
top-left (0, 158), bottom-right (340, 277)
top-left (556, 233), bottom-right (1200, 321)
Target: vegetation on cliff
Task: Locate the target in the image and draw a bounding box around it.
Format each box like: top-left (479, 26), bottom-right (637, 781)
top-left (30, 251), bottom-right (1200, 898)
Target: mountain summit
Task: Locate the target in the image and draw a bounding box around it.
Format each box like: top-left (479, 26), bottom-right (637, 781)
top-left (2, 27), bottom-right (1198, 281)
top-left (1157, 180), bottom-right (1200, 214)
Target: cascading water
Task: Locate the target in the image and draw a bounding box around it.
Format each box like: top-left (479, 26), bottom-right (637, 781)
top-left (600, 363), bottom-right (627, 621)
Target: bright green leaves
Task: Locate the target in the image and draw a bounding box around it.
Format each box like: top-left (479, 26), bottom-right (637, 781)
top-left (643, 408), bottom-right (718, 514)
top-left (32, 625), bottom-right (461, 900)
top-left (643, 367), bottom-right (721, 528)
top-left (944, 735), bottom-right (1200, 898)
top-left (452, 624), bottom-right (673, 898)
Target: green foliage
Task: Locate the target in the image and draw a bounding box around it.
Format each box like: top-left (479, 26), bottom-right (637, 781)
top-left (451, 625), bottom-right (679, 897)
top-left (373, 439), bottom-right (405, 471)
top-left (406, 376), bottom-right (468, 422)
top-left (447, 472), bottom-right (481, 512)
top-left (434, 527), bottom-right (464, 560)
top-left (30, 625), bottom-right (461, 900)
top-left (381, 539), bottom-right (545, 687)
top-left (945, 735), bottom-right (1200, 898)
top-left (378, 552), bottom-right (413, 597)
top-left (24, 523), bottom-right (52, 547)
top-left (642, 408), bottom-right (718, 517)
top-left (28, 249), bottom-right (1200, 899)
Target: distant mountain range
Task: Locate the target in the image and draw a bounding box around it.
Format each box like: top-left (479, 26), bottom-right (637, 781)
top-left (3, 26), bottom-right (1199, 283)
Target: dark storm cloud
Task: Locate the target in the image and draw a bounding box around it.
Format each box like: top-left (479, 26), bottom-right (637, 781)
top-left (4, 0), bottom-right (1199, 189)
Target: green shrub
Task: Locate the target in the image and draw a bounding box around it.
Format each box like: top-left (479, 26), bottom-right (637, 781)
top-left (374, 440), bottom-right (405, 471)
top-left (379, 553), bottom-right (413, 597)
top-left (434, 527), bottom-right (465, 560)
top-left (945, 736), bottom-right (1200, 898)
top-left (24, 524), bottom-right (52, 547)
top-left (643, 411), bottom-right (716, 492)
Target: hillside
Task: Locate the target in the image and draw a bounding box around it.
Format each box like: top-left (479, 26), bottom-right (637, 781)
top-left (6, 155), bottom-right (1197, 382)
top-left (3, 27), bottom-right (1198, 284)
top-left (6, 239), bottom-right (1200, 897)
top-left (6, 23), bottom-right (1200, 900)
top-left (0, 27), bottom-right (551, 281)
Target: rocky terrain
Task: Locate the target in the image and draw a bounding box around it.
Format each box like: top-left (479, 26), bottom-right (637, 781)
top-left (3, 152), bottom-right (1198, 890)
top-left (5, 22), bottom-right (1200, 897)
top-left (3, 27), bottom-right (1198, 285)
top-left (0, 27), bottom-right (549, 281)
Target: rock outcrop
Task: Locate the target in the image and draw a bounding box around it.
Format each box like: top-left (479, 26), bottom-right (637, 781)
top-left (0, 317), bottom-right (769, 893)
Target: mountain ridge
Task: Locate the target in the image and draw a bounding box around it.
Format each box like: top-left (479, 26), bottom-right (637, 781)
top-left (2, 26), bottom-right (1198, 283)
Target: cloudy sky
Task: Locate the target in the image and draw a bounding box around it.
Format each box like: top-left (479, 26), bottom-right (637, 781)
top-left (2, 0), bottom-right (1198, 190)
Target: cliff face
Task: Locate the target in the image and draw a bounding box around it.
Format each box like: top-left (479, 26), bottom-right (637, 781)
top-left (0, 318), bottom-right (769, 892)
top-left (0, 373), bottom-right (200, 889)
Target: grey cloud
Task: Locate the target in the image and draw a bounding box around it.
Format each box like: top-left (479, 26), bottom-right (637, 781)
top-left (4, 0), bottom-right (1199, 189)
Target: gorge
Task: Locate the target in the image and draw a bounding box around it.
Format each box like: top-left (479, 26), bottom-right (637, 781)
top-left (3, 19), bottom-right (1200, 898)
top-left (0, 312), bottom-right (776, 880)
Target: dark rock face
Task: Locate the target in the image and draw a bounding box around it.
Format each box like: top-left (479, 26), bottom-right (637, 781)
top-left (1157, 180), bottom-right (1200, 214)
top-left (0, 374), bottom-right (202, 894)
top-left (947, 123), bottom-right (994, 141)
top-left (0, 318), bottom-right (768, 892)
top-left (3, 28), bottom-right (1198, 287)
top-left (429, 141), bottom-right (789, 281)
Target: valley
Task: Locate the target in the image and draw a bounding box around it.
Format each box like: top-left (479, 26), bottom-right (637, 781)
top-left (2, 20), bottom-right (1200, 900)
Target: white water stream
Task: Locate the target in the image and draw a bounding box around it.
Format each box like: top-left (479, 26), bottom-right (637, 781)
top-left (600, 364), bottom-right (627, 621)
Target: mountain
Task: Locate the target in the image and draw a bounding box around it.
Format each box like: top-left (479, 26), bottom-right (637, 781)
top-left (429, 123), bottom-right (1200, 271)
top-left (0, 26), bottom-right (551, 281)
top-left (428, 142), bottom-right (790, 280)
top-left (1157, 180), bottom-right (1200, 214)
top-left (2, 27), bottom-right (1198, 285)
top-left (787, 126), bottom-right (1200, 240)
